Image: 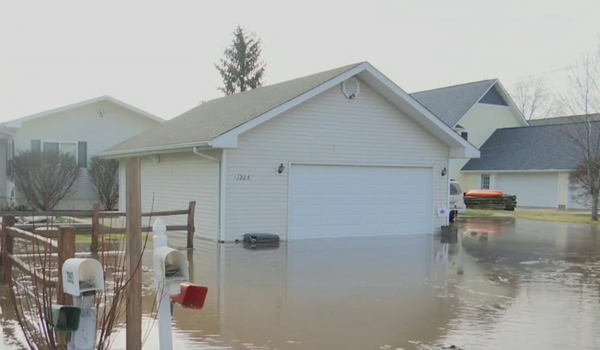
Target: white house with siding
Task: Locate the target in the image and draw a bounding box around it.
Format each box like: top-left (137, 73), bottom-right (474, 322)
top-left (0, 96), bottom-right (162, 209)
top-left (104, 62), bottom-right (479, 242)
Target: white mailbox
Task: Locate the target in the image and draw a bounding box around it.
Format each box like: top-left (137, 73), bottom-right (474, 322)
top-left (153, 247), bottom-right (189, 295)
top-left (62, 258), bottom-right (105, 296)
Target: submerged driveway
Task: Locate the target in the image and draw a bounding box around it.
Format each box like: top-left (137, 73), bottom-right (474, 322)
top-left (1, 217), bottom-right (599, 349)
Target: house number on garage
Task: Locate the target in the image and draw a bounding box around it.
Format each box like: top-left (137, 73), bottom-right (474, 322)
top-left (235, 173), bottom-right (251, 180)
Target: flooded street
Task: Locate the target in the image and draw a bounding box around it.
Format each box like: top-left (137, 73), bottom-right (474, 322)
top-left (2, 216), bottom-right (600, 349)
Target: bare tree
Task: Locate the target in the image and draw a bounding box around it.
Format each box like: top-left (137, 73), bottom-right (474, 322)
top-left (560, 50), bottom-right (600, 219)
top-left (512, 76), bottom-right (555, 120)
top-left (88, 157), bottom-right (119, 211)
top-left (10, 151), bottom-right (81, 211)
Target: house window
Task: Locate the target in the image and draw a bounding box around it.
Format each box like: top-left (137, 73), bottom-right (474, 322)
top-left (460, 131), bottom-right (468, 141)
top-left (42, 141), bottom-right (77, 158)
top-left (481, 174), bottom-right (491, 189)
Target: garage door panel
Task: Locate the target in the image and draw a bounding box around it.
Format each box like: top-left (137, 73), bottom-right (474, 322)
top-left (495, 173), bottom-right (558, 208)
top-left (289, 165), bottom-right (433, 239)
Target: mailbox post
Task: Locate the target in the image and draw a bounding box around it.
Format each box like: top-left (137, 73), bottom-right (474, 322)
top-left (152, 218), bottom-right (208, 350)
top-left (61, 258), bottom-right (105, 350)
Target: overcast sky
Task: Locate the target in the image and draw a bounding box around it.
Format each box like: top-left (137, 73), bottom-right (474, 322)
top-left (0, 0), bottom-right (598, 121)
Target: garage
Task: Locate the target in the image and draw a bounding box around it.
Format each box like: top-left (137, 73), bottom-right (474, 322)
top-left (107, 62), bottom-right (478, 242)
top-left (288, 165), bottom-right (434, 239)
top-left (119, 153), bottom-right (220, 240)
top-left (495, 173), bottom-right (558, 208)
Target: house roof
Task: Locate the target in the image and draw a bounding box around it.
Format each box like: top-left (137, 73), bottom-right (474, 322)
top-left (0, 95), bottom-right (163, 129)
top-left (103, 62), bottom-right (479, 159)
top-left (461, 123), bottom-right (594, 172)
top-left (529, 113), bottom-right (600, 126)
top-left (410, 80), bottom-right (497, 127)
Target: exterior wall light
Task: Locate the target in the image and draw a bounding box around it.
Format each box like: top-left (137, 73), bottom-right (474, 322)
top-left (278, 163), bottom-right (286, 174)
top-left (441, 167), bottom-right (447, 177)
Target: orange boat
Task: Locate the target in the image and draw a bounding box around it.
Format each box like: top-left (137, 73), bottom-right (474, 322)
top-left (465, 189), bottom-right (503, 198)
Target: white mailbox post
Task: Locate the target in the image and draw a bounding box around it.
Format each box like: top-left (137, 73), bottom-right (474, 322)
top-left (153, 218), bottom-right (188, 350)
top-left (62, 258), bottom-right (104, 350)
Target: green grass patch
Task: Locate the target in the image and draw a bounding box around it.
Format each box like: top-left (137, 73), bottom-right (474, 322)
top-left (465, 209), bottom-right (600, 225)
top-left (511, 211), bottom-right (600, 225)
top-left (75, 234), bottom-right (153, 244)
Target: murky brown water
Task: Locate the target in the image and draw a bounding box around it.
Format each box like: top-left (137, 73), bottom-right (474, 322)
top-left (1, 216), bottom-right (600, 349)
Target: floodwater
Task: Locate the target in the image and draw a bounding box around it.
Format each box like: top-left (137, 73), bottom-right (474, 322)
top-left (2, 216), bottom-right (600, 349)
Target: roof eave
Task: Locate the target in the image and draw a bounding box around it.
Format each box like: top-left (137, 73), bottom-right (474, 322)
top-left (100, 141), bottom-right (211, 158)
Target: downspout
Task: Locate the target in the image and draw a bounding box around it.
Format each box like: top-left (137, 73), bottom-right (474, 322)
top-left (193, 147), bottom-right (225, 242)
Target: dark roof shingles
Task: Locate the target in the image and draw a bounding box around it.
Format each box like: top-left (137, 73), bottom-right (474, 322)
top-left (462, 123), bottom-right (594, 171)
top-left (410, 79), bottom-right (496, 127)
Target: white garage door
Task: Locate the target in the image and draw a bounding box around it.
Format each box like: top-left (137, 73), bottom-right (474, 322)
top-left (495, 173), bottom-right (558, 208)
top-left (289, 165), bottom-right (433, 239)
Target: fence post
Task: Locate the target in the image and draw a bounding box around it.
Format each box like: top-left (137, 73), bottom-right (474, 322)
top-left (91, 203), bottom-right (100, 255)
top-left (187, 201), bottom-right (196, 249)
top-left (1, 215), bottom-right (15, 282)
top-left (125, 157), bottom-right (143, 350)
top-left (56, 226), bottom-right (75, 350)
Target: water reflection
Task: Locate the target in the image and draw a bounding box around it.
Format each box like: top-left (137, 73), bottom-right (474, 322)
top-left (1, 216), bottom-right (599, 349)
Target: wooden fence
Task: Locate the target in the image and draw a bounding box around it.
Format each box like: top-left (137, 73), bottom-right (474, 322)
top-left (0, 201), bottom-right (196, 253)
top-left (1, 215), bottom-right (75, 289)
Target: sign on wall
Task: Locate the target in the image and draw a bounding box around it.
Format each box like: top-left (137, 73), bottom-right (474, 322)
top-left (235, 173), bottom-right (251, 180)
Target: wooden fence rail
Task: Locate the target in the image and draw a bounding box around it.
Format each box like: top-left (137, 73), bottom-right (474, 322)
top-left (0, 201), bottom-right (196, 253)
top-left (1, 215), bottom-right (73, 288)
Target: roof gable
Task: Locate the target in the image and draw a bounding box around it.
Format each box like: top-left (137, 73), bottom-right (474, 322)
top-left (411, 80), bottom-right (497, 127)
top-left (479, 86), bottom-right (508, 106)
top-left (1, 96), bottom-right (163, 128)
top-left (103, 62), bottom-right (479, 158)
top-left (411, 79), bottom-right (528, 128)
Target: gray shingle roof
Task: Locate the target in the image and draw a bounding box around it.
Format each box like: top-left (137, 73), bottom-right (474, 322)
top-left (106, 62), bottom-right (363, 153)
top-left (529, 114), bottom-right (600, 126)
top-left (410, 79), bottom-right (497, 127)
top-left (461, 123), bottom-right (597, 171)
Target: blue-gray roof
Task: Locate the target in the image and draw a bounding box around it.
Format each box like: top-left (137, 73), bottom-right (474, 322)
top-left (410, 79), bottom-right (497, 127)
top-left (462, 123), bottom-right (596, 171)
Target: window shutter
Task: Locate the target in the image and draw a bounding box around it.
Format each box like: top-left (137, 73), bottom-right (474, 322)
top-left (78, 141), bottom-right (87, 167)
top-left (31, 139), bottom-right (41, 166)
top-left (31, 139), bottom-right (41, 153)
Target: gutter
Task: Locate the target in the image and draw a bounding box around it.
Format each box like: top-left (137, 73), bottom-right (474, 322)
top-left (100, 141), bottom-right (211, 158)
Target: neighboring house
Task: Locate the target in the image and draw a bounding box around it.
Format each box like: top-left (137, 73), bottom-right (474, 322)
top-left (103, 62), bottom-right (478, 242)
top-left (0, 96), bottom-right (162, 209)
top-left (529, 113), bottom-right (600, 126)
top-left (411, 79), bottom-right (528, 187)
top-left (462, 120), bottom-right (594, 209)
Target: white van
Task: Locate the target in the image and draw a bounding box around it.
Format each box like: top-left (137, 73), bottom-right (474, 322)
top-left (449, 180), bottom-right (466, 222)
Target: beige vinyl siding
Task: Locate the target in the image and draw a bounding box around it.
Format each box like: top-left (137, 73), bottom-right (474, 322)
top-left (451, 103), bottom-right (524, 183)
top-left (11, 101), bottom-right (159, 210)
top-left (120, 152), bottom-right (220, 240)
top-left (224, 79), bottom-right (449, 241)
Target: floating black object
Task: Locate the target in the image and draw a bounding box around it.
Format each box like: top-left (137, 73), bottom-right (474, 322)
top-left (242, 233), bottom-right (280, 244)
